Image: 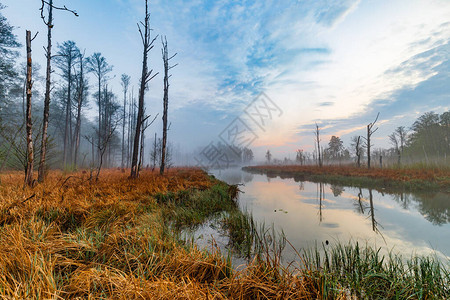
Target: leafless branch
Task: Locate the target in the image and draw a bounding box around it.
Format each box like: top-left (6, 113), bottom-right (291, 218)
top-left (31, 32), bottom-right (39, 41)
top-left (40, 0), bottom-right (78, 25)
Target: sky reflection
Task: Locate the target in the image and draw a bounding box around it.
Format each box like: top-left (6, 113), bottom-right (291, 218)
top-left (212, 168), bottom-right (450, 262)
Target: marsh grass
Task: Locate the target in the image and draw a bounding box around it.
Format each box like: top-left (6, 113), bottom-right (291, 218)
top-left (296, 242), bottom-right (450, 299)
top-left (0, 168), bottom-right (448, 298)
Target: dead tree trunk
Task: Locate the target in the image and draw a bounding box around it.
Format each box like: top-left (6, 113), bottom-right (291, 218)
top-left (151, 132), bottom-right (157, 171)
top-left (73, 52), bottom-right (85, 167)
top-left (120, 74), bottom-right (130, 168)
top-left (38, 0), bottom-right (53, 182)
top-left (160, 36), bottom-right (177, 175)
top-left (138, 120), bottom-right (146, 171)
top-left (25, 30), bottom-right (34, 187)
top-left (38, 0), bottom-right (77, 182)
top-left (127, 91), bottom-right (133, 168)
top-left (130, 0), bottom-right (157, 178)
top-left (63, 52), bottom-right (73, 168)
top-left (364, 113), bottom-right (379, 169)
top-left (314, 123), bottom-right (322, 167)
top-left (355, 136), bottom-right (361, 168)
top-left (366, 125), bottom-right (371, 168)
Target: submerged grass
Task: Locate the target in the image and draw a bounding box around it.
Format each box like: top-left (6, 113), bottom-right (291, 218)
top-left (0, 168), bottom-right (448, 298)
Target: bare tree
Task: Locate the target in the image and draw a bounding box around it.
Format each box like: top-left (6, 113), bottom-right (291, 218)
top-left (55, 40), bottom-right (79, 167)
top-left (150, 132), bottom-right (159, 171)
top-left (351, 135), bottom-right (363, 167)
top-left (138, 113), bottom-right (158, 172)
top-left (389, 126), bottom-right (408, 165)
top-left (127, 89), bottom-right (135, 168)
top-left (25, 30), bottom-right (36, 187)
top-left (160, 36), bottom-right (177, 175)
top-left (130, 0), bottom-right (158, 178)
top-left (296, 149), bottom-right (305, 165)
top-left (73, 51), bottom-right (87, 167)
top-left (38, 0), bottom-right (78, 182)
top-left (314, 123), bottom-right (322, 167)
top-left (120, 74), bottom-right (130, 168)
top-left (265, 150), bottom-right (272, 163)
top-left (84, 119), bottom-right (119, 182)
top-left (86, 52), bottom-right (113, 164)
top-left (363, 113), bottom-right (379, 169)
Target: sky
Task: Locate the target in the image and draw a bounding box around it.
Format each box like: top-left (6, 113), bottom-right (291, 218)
top-left (3, 0), bottom-right (450, 161)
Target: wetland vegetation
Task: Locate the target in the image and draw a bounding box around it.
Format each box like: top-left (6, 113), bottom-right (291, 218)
top-left (0, 168), bottom-right (448, 298)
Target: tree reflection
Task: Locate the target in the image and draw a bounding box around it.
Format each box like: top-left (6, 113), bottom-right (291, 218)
top-left (355, 187), bottom-right (366, 214)
top-left (352, 188), bottom-right (383, 235)
top-left (317, 182), bottom-right (324, 223)
top-left (414, 192), bottom-right (450, 225)
top-left (330, 184), bottom-right (344, 197)
top-left (391, 191), bottom-right (450, 225)
top-left (298, 181), bottom-right (304, 191)
top-left (392, 192), bottom-right (411, 210)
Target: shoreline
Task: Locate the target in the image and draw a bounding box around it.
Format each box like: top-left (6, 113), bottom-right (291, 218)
top-left (242, 165), bottom-right (450, 193)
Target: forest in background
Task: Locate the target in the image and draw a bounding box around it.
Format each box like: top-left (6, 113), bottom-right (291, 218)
top-left (0, 1), bottom-right (179, 182)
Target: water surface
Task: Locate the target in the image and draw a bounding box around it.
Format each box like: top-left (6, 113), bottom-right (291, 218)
top-left (196, 168), bottom-right (450, 262)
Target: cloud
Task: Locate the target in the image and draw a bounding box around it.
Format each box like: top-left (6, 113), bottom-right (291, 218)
top-left (317, 101), bottom-right (334, 107)
top-left (313, 0), bottom-right (361, 27)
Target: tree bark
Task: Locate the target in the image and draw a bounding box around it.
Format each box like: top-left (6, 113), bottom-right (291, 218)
top-left (160, 38), bottom-right (169, 175)
top-left (25, 30), bottom-right (34, 187)
top-left (131, 0), bottom-right (155, 178)
top-left (74, 54), bottom-right (84, 167)
top-left (63, 51), bottom-right (73, 168)
top-left (365, 113), bottom-right (379, 169)
top-left (367, 125), bottom-right (371, 168)
top-left (38, 0), bottom-right (53, 182)
top-left (121, 75), bottom-right (130, 169)
top-left (355, 136), bottom-right (361, 168)
top-left (315, 123), bottom-right (322, 167)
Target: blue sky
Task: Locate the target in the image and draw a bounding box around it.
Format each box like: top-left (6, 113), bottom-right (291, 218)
top-left (3, 0), bottom-right (450, 160)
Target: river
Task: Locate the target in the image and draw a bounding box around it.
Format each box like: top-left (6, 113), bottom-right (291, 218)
top-left (188, 168), bottom-right (450, 264)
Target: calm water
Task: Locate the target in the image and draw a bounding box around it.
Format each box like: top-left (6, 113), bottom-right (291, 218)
top-left (192, 168), bottom-right (450, 263)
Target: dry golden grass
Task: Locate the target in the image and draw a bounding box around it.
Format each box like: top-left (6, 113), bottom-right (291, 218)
top-left (0, 168), bottom-right (329, 299)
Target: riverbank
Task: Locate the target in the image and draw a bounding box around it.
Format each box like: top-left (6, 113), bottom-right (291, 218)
top-left (0, 168), bottom-right (448, 298)
top-left (242, 165), bottom-right (450, 193)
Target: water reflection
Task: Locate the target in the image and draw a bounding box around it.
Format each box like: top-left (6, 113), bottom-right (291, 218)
top-left (330, 184), bottom-right (344, 197)
top-left (212, 168), bottom-right (254, 185)
top-left (208, 168), bottom-right (450, 261)
top-left (393, 192), bottom-right (450, 226)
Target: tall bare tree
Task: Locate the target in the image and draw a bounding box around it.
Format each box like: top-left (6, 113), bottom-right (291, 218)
top-left (314, 123), bottom-right (322, 167)
top-left (351, 135), bottom-right (363, 167)
top-left (73, 51), bottom-right (88, 167)
top-left (120, 74), bottom-right (130, 168)
top-left (127, 89), bottom-right (135, 167)
top-left (150, 132), bottom-right (158, 171)
top-left (25, 30), bottom-right (35, 187)
top-left (38, 0), bottom-right (78, 182)
top-left (130, 0), bottom-right (158, 178)
top-left (86, 52), bottom-right (113, 163)
top-left (363, 113), bottom-right (379, 169)
top-left (160, 36), bottom-right (177, 175)
top-left (55, 40), bottom-right (79, 167)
